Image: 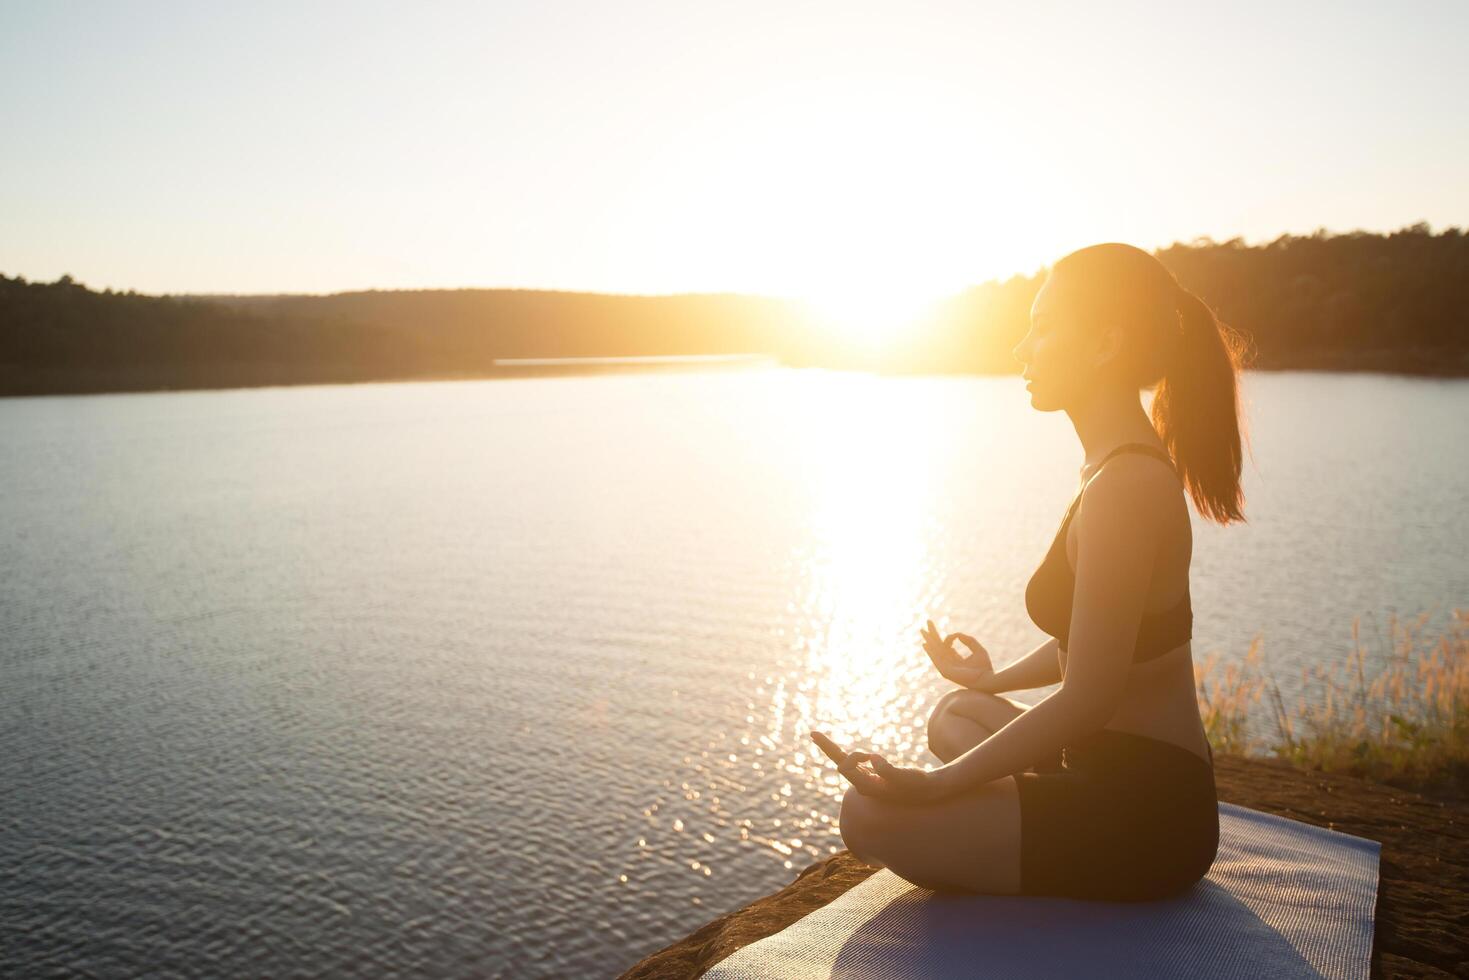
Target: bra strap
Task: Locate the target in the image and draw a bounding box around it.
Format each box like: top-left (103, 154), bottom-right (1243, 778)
top-left (1103, 442), bottom-right (1175, 466)
top-left (1066, 443), bottom-right (1180, 515)
top-left (1090, 443), bottom-right (1179, 483)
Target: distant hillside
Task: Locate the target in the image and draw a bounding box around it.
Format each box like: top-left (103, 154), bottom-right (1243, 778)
top-left (2, 224), bottom-right (1465, 396)
top-left (0, 281), bottom-right (808, 396)
top-left (212, 288), bottom-right (806, 372)
top-left (884, 223), bottom-right (1469, 377)
top-left (1155, 224), bottom-right (1468, 374)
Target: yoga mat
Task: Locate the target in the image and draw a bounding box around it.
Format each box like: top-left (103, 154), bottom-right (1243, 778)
top-left (705, 803), bottom-right (1380, 980)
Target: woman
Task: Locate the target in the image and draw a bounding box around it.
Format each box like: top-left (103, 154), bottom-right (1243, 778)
top-left (810, 242), bottom-right (1252, 901)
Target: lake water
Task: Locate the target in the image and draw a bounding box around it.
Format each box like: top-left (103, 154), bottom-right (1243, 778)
top-left (2, 368), bottom-right (1464, 978)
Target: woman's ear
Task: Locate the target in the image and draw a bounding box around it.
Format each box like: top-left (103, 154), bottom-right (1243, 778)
top-left (1092, 323), bottom-right (1124, 369)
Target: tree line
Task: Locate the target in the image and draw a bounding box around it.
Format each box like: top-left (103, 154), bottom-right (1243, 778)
top-left (2, 224), bottom-right (1464, 396)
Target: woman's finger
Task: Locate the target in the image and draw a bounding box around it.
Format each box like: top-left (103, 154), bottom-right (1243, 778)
top-left (863, 754), bottom-right (902, 784)
top-left (924, 639), bottom-right (956, 664)
top-left (809, 731), bottom-right (848, 766)
top-left (924, 648), bottom-right (957, 679)
top-left (842, 753), bottom-right (886, 786)
top-left (841, 758), bottom-right (886, 795)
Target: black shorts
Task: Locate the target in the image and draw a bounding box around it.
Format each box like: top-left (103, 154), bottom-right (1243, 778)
top-left (1014, 729), bottom-right (1219, 901)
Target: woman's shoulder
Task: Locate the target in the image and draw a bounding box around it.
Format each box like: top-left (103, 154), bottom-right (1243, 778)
top-left (1074, 452), bottom-right (1184, 534)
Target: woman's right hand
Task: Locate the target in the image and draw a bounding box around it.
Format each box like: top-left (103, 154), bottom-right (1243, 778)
top-left (920, 619), bottom-right (997, 691)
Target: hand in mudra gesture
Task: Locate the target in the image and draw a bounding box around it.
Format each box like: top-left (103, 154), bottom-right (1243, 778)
top-left (808, 731), bottom-right (948, 804)
top-left (920, 619), bottom-right (996, 690)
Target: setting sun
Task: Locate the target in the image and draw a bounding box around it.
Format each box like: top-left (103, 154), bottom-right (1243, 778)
top-left (795, 283), bottom-right (954, 353)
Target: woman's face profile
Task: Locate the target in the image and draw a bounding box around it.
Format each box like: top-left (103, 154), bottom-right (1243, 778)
top-left (1013, 274), bottom-right (1093, 412)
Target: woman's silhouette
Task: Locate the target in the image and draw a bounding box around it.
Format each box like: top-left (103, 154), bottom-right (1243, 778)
top-left (811, 243), bottom-right (1252, 900)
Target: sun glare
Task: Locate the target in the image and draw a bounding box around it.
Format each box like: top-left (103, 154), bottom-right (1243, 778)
top-left (797, 284), bottom-right (953, 354)
top-left (617, 73), bottom-right (1054, 325)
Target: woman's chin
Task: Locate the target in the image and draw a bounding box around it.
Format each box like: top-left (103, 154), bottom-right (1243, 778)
top-left (1025, 386), bottom-right (1059, 411)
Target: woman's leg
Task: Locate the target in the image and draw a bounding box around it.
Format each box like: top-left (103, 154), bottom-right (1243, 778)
top-left (831, 691), bottom-right (1031, 892)
top-left (838, 777), bottom-right (1023, 894)
top-left (926, 689), bottom-right (1030, 763)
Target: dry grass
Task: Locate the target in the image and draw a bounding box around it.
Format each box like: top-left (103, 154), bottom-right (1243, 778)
top-left (1195, 607), bottom-right (1469, 797)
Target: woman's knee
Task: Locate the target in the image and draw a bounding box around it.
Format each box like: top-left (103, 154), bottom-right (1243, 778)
top-left (928, 688), bottom-right (967, 726)
top-left (928, 689), bottom-right (1012, 760)
top-left (926, 689), bottom-right (970, 752)
top-left (838, 786), bottom-right (889, 866)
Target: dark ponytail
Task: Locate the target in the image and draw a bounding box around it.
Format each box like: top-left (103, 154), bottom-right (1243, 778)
top-left (1050, 243), bottom-right (1253, 526)
top-left (1150, 287), bottom-right (1252, 525)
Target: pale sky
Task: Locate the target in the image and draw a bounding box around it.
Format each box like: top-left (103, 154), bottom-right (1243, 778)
top-left (2, 0), bottom-right (1466, 312)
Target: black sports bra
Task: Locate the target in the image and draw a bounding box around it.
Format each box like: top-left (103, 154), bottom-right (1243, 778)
top-left (1024, 442), bottom-right (1192, 662)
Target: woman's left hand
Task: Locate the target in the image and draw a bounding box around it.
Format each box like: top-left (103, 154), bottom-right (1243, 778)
top-left (809, 731), bottom-right (951, 805)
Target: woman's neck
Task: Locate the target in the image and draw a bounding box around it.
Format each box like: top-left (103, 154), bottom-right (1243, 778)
top-left (1066, 385), bottom-right (1163, 483)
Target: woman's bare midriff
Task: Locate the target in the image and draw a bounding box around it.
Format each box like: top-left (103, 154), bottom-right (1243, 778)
top-left (1058, 641), bottom-right (1214, 768)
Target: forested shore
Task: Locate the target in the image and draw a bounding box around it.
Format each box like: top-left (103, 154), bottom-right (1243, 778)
top-left (3, 224), bottom-right (1464, 397)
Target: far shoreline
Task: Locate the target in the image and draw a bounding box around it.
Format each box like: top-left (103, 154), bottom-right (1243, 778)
top-left (3, 353), bottom-right (1466, 400)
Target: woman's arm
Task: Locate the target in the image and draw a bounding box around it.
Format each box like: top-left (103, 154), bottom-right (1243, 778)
top-left (933, 684), bottom-right (1101, 791)
top-left (970, 636), bottom-right (1063, 694)
top-left (934, 459), bottom-right (1164, 794)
